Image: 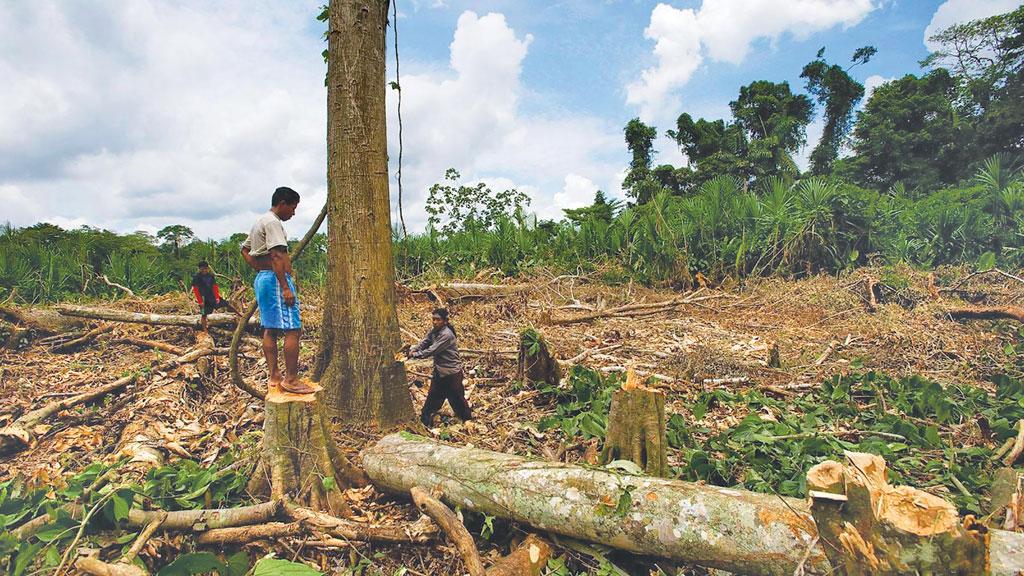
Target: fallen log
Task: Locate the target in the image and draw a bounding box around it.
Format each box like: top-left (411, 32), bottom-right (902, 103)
top-left (111, 337), bottom-right (185, 356)
top-left (57, 305), bottom-right (258, 329)
top-left (0, 305), bottom-right (84, 334)
top-left (361, 434), bottom-right (1024, 576)
top-left (946, 305), bottom-right (1024, 323)
top-left (547, 297), bottom-right (683, 326)
top-left (0, 344), bottom-right (215, 456)
top-left (431, 283), bottom-right (530, 301)
top-left (51, 324), bottom-right (114, 353)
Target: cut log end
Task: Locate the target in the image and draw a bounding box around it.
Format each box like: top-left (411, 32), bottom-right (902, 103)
top-left (809, 451), bottom-right (988, 575)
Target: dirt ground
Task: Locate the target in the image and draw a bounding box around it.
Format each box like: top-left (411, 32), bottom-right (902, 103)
top-left (1, 265), bottom-right (1020, 574)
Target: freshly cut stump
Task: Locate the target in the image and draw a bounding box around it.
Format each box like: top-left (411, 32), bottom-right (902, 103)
top-left (600, 369), bottom-right (668, 477)
top-left (517, 328), bottom-right (560, 387)
top-left (807, 452), bottom-right (988, 575)
top-left (249, 388), bottom-right (366, 518)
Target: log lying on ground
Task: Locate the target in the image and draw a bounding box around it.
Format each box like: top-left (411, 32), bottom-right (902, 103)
top-left (600, 369), bottom-right (668, 477)
top-left (0, 305), bottom-right (84, 334)
top-left (946, 305), bottom-right (1024, 324)
top-left (411, 486), bottom-right (486, 576)
top-left (808, 453), bottom-right (987, 575)
top-left (0, 343), bottom-right (215, 457)
top-left (57, 304), bottom-right (259, 329)
top-left (51, 324), bottom-right (114, 352)
top-left (361, 434), bottom-right (1024, 576)
top-left (431, 283), bottom-right (530, 301)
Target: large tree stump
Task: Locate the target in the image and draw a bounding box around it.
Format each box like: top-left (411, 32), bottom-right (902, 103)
top-left (807, 452), bottom-right (989, 575)
top-left (517, 328), bottom-right (560, 387)
top-left (600, 369), bottom-right (668, 477)
top-left (248, 389), bottom-right (366, 518)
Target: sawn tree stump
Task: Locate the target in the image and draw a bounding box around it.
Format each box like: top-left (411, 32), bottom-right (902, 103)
top-left (600, 369), bottom-right (668, 477)
top-left (248, 388), bottom-right (367, 518)
top-left (808, 452), bottom-right (989, 575)
top-left (517, 328), bottom-right (560, 387)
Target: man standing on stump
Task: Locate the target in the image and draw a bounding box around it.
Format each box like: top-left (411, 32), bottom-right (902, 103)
top-left (241, 187), bottom-right (317, 395)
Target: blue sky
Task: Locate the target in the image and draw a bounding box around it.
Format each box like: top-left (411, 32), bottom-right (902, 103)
top-left (1, 0), bottom-right (1019, 238)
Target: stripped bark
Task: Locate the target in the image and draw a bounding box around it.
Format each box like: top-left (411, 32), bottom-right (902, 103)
top-left (57, 305), bottom-right (256, 329)
top-left (361, 434), bottom-right (1024, 576)
top-left (808, 453), bottom-right (987, 575)
top-left (283, 504), bottom-right (438, 543)
top-left (410, 486), bottom-right (486, 576)
top-left (0, 344), bottom-right (215, 456)
top-left (74, 557), bottom-right (145, 576)
top-left (195, 521), bottom-right (302, 545)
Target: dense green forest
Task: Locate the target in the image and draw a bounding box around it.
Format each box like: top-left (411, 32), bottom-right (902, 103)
top-left (2, 7), bottom-right (1022, 303)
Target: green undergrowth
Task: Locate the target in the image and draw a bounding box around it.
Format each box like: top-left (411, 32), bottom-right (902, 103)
top-left (535, 365), bottom-right (1024, 515)
top-left (0, 453), bottom-right (278, 575)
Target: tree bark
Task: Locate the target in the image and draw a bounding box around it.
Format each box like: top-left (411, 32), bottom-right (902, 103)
top-left (56, 305), bottom-right (257, 329)
top-left (248, 389), bottom-right (367, 518)
top-left (600, 373), bottom-right (668, 477)
top-left (517, 329), bottom-right (560, 387)
top-left (807, 453), bottom-right (988, 575)
top-left (361, 434), bottom-right (1024, 576)
top-left (313, 0), bottom-right (414, 425)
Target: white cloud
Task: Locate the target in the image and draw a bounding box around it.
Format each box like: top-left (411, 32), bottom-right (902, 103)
top-left (863, 74), bottom-right (894, 101)
top-left (0, 1), bottom-right (329, 239)
top-left (552, 174), bottom-right (599, 217)
top-left (925, 0), bottom-right (1020, 51)
top-left (386, 11), bottom-right (624, 230)
top-left (628, 0), bottom-right (876, 122)
top-left (2, 4), bottom-right (627, 238)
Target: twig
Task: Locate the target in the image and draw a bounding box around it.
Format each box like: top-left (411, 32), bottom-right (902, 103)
top-left (54, 490), bottom-right (116, 576)
top-left (123, 510), bottom-right (166, 562)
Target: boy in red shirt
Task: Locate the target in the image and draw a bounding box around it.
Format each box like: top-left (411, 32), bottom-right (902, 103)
top-left (191, 261), bottom-right (237, 332)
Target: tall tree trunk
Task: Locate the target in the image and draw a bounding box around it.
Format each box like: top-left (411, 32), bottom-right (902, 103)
top-left (314, 0), bottom-right (414, 425)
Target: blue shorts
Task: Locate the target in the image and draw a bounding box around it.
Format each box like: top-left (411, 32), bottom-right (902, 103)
top-left (254, 271), bottom-right (301, 331)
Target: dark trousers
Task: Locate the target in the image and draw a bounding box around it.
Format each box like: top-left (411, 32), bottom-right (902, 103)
top-left (421, 369), bottom-right (472, 425)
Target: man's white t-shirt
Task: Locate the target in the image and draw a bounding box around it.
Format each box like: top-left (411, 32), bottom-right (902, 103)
top-left (242, 211), bottom-right (288, 257)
